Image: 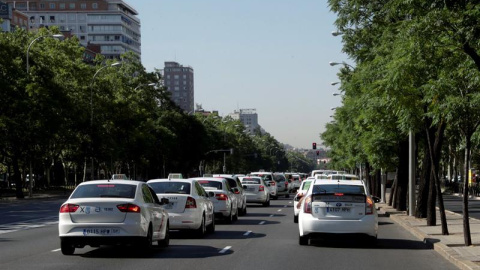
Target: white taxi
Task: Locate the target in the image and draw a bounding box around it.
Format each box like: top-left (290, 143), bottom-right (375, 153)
top-left (298, 179), bottom-right (379, 246)
top-left (239, 176), bottom-right (270, 206)
top-left (58, 180), bottom-right (169, 255)
top-left (147, 178), bottom-right (215, 237)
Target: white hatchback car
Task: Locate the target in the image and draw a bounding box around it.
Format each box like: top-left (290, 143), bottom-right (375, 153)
top-left (58, 180), bottom-right (169, 255)
top-left (298, 179), bottom-right (379, 246)
top-left (239, 176), bottom-right (270, 206)
top-left (293, 178), bottom-right (313, 223)
top-left (147, 178), bottom-right (215, 237)
top-left (192, 177), bottom-right (238, 223)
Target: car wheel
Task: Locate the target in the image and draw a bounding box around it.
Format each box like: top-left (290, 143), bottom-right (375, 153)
top-left (299, 234), bottom-right (309, 246)
top-left (262, 199), bottom-right (270, 207)
top-left (206, 215), bottom-right (215, 234)
top-left (272, 195), bottom-right (278, 200)
top-left (142, 225), bottom-right (153, 250)
top-left (294, 215), bottom-right (298, 223)
top-left (225, 209), bottom-right (234, 224)
top-left (195, 215), bottom-right (206, 238)
top-left (60, 240), bottom-right (75, 255)
top-left (285, 194), bottom-right (290, 198)
top-left (158, 223), bottom-right (169, 248)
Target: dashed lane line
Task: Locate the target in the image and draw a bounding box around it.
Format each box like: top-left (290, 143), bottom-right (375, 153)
top-left (219, 246), bottom-right (232, 254)
top-left (259, 221), bottom-right (266, 225)
top-left (243, 231), bottom-right (252, 236)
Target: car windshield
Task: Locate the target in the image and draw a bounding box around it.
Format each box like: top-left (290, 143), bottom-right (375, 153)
top-left (148, 181), bottom-right (191, 194)
top-left (198, 180), bottom-right (223, 190)
top-left (70, 184), bottom-right (136, 199)
top-left (312, 184), bottom-right (365, 195)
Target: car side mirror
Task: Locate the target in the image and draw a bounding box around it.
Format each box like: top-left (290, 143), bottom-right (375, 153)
top-left (372, 196), bottom-right (381, 203)
top-left (242, 185), bottom-right (248, 189)
top-left (231, 187), bottom-right (239, 194)
top-left (160, 198), bottom-right (169, 205)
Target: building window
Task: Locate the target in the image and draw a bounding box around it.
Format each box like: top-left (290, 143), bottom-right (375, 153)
top-left (60, 3), bottom-right (65, 9)
top-left (81, 3), bottom-right (87, 9)
top-left (39, 3), bottom-right (45, 9)
top-left (69, 3), bottom-right (75, 9)
top-left (92, 3), bottom-right (98, 9)
top-left (39, 16), bottom-right (45, 23)
top-left (50, 3), bottom-right (55, 9)
top-left (80, 36), bottom-right (85, 40)
top-left (30, 16), bottom-right (35, 23)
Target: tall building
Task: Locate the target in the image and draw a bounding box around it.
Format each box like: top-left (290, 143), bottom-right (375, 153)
top-left (163, 61), bottom-right (194, 113)
top-left (229, 109), bottom-right (260, 134)
top-left (6, 0), bottom-right (140, 59)
top-left (1, 2), bottom-right (28, 32)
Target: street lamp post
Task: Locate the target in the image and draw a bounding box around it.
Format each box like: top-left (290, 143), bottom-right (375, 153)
top-left (25, 33), bottom-right (63, 197)
top-left (89, 62), bottom-right (121, 180)
top-left (134, 82), bottom-right (156, 91)
top-left (329, 61), bottom-right (354, 69)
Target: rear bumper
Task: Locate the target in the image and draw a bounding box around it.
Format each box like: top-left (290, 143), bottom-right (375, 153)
top-left (60, 236), bottom-right (145, 247)
top-left (246, 193), bottom-right (268, 203)
top-left (168, 212), bottom-right (202, 230)
top-left (299, 213), bottom-right (378, 237)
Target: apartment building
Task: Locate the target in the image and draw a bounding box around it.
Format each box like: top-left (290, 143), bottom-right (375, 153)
top-left (6, 0), bottom-right (140, 59)
top-left (1, 1), bottom-right (28, 32)
top-left (163, 61), bottom-right (194, 113)
top-left (229, 109), bottom-right (259, 134)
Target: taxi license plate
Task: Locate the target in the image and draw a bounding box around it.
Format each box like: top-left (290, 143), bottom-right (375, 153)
top-left (327, 207), bottom-right (350, 213)
top-left (83, 228), bottom-right (120, 236)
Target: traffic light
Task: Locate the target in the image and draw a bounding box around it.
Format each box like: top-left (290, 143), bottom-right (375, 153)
top-left (312, 142), bottom-right (317, 149)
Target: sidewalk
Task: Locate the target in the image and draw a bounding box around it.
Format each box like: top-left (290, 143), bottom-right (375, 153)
top-left (0, 190), bottom-right (70, 202)
top-left (378, 198), bottom-right (480, 270)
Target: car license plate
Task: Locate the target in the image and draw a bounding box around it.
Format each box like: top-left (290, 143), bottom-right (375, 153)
top-left (327, 207), bottom-right (350, 213)
top-left (83, 228), bottom-right (120, 236)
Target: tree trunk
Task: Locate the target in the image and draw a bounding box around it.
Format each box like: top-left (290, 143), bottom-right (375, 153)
top-left (426, 122), bottom-right (448, 234)
top-left (12, 156), bottom-right (24, 199)
top-left (463, 134), bottom-right (472, 246)
top-left (416, 129), bottom-right (433, 218)
top-left (395, 139), bottom-right (409, 211)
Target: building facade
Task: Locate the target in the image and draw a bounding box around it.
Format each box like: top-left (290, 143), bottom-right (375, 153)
top-left (6, 0), bottom-right (140, 59)
top-left (1, 1), bottom-right (29, 32)
top-left (163, 61), bottom-right (194, 113)
top-left (229, 109), bottom-right (259, 134)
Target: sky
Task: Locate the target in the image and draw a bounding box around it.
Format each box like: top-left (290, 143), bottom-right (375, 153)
top-left (131, 0), bottom-right (346, 149)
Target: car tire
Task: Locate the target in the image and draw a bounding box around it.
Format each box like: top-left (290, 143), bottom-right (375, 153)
top-left (262, 199), bottom-right (270, 207)
top-left (142, 225), bottom-right (153, 250)
top-left (206, 215), bottom-right (215, 234)
top-left (60, 240), bottom-right (75, 255)
top-left (239, 203), bottom-right (247, 216)
top-left (285, 194), bottom-right (290, 198)
top-left (272, 195), bottom-right (278, 200)
top-left (225, 209), bottom-right (234, 224)
top-left (195, 215), bottom-right (206, 238)
top-left (294, 215), bottom-right (298, 223)
top-left (299, 234), bottom-right (309, 246)
top-left (158, 223), bottom-right (170, 248)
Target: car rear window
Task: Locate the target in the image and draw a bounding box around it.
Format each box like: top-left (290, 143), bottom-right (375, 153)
top-left (198, 180), bottom-right (223, 190)
top-left (241, 178), bottom-right (261, 184)
top-left (225, 178), bottom-right (237, 188)
top-left (312, 184), bottom-right (365, 195)
top-left (70, 184), bottom-right (136, 199)
top-left (252, 174), bottom-right (272, 181)
top-left (148, 182), bottom-right (191, 194)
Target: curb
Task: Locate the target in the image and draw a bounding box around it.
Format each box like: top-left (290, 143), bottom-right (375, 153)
top-left (382, 206), bottom-right (480, 270)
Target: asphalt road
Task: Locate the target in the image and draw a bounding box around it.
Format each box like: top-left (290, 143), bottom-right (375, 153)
top-left (0, 196), bottom-right (458, 270)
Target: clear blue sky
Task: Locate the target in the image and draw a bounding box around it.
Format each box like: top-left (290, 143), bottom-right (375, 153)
top-left (131, 0), bottom-right (346, 149)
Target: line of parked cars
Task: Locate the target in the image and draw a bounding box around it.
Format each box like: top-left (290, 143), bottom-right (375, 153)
top-left (58, 173), bottom-right (276, 255)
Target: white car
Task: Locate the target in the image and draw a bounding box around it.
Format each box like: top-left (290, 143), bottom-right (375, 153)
top-left (147, 178), bottom-right (215, 237)
top-left (289, 174), bottom-right (302, 192)
top-left (293, 178), bottom-right (313, 223)
top-left (214, 174), bottom-right (248, 216)
top-left (298, 179), bottom-right (379, 246)
top-left (327, 174), bottom-right (360, 180)
top-left (239, 176), bottom-right (270, 206)
top-left (192, 177), bottom-right (238, 223)
top-left (58, 180), bottom-right (170, 255)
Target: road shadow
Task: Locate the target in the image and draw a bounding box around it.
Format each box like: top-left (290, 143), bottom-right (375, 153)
top-left (170, 230), bottom-right (266, 240)
top-left (241, 212), bottom-right (286, 217)
top-left (378, 221), bottom-right (394, 226)
top-left (80, 244), bottom-right (233, 258)
top-left (309, 237), bottom-right (433, 250)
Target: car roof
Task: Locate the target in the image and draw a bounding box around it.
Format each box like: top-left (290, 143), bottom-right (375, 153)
top-left (313, 179), bottom-right (365, 186)
top-left (190, 177), bottom-right (226, 182)
top-left (147, 178), bottom-right (194, 183)
top-left (77, 179), bottom-right (143, 186)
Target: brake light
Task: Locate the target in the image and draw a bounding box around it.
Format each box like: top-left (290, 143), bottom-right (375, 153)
top-left (270, 181), bottom-right (276, 186)
top-left (60, 204), bottom-right (79, 213)
top-left (185, 196), bottom-right (197, 208)
top-left (334, 193), bottom-right (344, 196)
top-left (117, 203), bottom-right (141, 213)
top-left (259, 185), bottom-right (265, 192)
top-left (366, 196), bottom-right (374, 215)
top-left (303, 196), bottom-right (312, 214)
top-left (216, 193), bottom-right (228, 201)
top-left (234, 190), bottom-right (240, 194)
top-left (285, 181), bottom-right (288, 187)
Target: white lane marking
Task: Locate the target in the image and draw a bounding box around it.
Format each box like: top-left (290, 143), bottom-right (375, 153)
top-left (0, 216), bottom-right (58, 235)
top-left (51, 249), bottom-right (61, 252)
top-left (289, 201), bottom-right (292, 204)
top-left (219, 246), bottom-right (232, 254)
top-left (243, 231), bottom-right (252, 236)
top-left (277, 209), bottom-right (282, 212)
top-left (269, 214), bottom-right (274, 217)
top-left (259, 221), bottom-right (266, 225)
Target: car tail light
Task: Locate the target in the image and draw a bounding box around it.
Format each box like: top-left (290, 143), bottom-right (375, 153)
top-left (234, 190), bottom-right (240, 194)
top-left (285, 181), bottom-right (288, 187)
top-left (117, 203), bottom-right (141, 213)
top-left (185, 196), bottom-right (197, 208)
top-left (259, 185), bottom-right (265, 192)
top-left (60, 204), bottom-right (79, 213)
top-left (270, 181), bottom-right (276, 186)
top-left (366, 196), bottom-right (374, 215)
top-left (303, 196), bottom-right (312, 214)
top-left (216, 193), bottom-right (228, 201)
